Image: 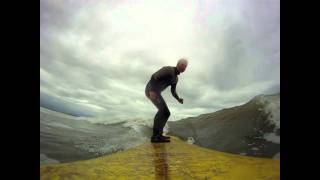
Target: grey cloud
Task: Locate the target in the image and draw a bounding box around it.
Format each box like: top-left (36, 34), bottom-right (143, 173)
top-left (40, 91), bottom-right (95, 117)
top-left (40, 0), bottom-right (279, 121)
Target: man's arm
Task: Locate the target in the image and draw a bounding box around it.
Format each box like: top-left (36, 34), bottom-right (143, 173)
top-left (171, 83), bottom-right (180, 101)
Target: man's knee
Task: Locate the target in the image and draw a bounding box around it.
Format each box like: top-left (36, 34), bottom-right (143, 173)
top-left (161, 108), bottom-right (170, 118)
top-left (158, 108), bottom-right (170, 117)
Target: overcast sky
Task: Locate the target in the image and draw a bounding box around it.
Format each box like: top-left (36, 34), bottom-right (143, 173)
top-left (40, 0), bottom-right (279, 121)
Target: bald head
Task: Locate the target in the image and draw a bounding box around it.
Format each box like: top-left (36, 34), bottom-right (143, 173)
top-left (176, 58), bottom-right (188, 73)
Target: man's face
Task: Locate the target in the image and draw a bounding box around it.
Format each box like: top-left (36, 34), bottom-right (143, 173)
top-left (177, 64), bottom-right (187, 73)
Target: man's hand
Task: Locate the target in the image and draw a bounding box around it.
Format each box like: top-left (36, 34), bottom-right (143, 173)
top-left (149, 91), bottom-right (158, 100)
top-left (178, 98), bottom-right (184, 104)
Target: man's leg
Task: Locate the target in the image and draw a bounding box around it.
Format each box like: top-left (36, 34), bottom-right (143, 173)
top-left (146, 92), bottom-right (170, 136)
top-left (153, 95), bottom-right (170, 136)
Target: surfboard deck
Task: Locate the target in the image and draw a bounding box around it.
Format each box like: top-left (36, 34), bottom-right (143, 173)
top-left (40, 136), bottom-right (280, 180)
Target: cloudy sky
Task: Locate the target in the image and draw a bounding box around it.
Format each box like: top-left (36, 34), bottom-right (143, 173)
top-left (40, 0), bottom-right (279, 121)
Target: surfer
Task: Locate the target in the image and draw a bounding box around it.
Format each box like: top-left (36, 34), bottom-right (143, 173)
top-left (145, 58), bottom-right (188, 143)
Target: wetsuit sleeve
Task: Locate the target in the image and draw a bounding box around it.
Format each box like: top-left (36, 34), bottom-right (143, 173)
top-left (171, 82), bottom-right (180, 100)
top-left (153, 66), bottom-right (174, 81)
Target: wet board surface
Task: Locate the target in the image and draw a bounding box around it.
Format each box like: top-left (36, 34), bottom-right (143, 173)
top-left (40, 136), bottom-right (280, 180)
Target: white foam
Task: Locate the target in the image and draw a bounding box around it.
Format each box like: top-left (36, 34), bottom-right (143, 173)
top-left (273, 152), bottom-right (280, 160)
top-left (82, 116), bottom-right (127, 125)
top-left (257, 95), bottom-right (280, 129)
top-left (264, 132), bottom-right (280, 144)
top-left (257, 94), bottom-right (280, 144)
top-left (40, 154), bottom-right (60, 165)
top-left (122, 118), bottom-right (153, 130)
top-left (187, 137), bottom-right (195, 144)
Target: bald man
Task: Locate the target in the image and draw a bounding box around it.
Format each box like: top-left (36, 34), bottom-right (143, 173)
top-left (145, 59), bottom-right (188, 143)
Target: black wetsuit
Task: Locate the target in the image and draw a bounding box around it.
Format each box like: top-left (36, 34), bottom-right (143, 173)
top-left (145, 66), bottom-right (181, 136)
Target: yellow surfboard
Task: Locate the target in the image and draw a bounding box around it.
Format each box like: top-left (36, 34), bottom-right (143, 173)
top-left (40, 136), bottom-right (280, 180)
